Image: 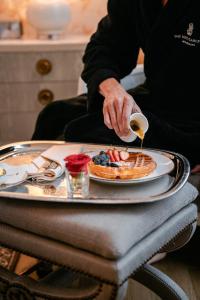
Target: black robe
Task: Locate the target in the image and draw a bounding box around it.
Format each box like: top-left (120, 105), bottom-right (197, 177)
top-left (82, 0), bottom-right (200, 122)
top-left (32, 0), bottom-right (200, 166)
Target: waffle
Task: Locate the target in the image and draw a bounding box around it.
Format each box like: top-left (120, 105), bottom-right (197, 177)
top-left (89, 152), bottom-right (157, 180)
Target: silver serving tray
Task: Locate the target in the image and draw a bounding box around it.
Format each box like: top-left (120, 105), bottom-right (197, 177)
top-left (0, 141), bottom-right (190, 204)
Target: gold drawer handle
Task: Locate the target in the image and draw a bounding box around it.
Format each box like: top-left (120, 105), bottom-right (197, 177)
top-left (38, 89), bottom-right (54, 106)
top-left (36, 59), bottom-right (52, 75)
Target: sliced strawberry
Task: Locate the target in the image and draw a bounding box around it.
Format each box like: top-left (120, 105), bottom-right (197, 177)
top-left (119, 150), bottom-right (129, 161)
top-left (113, 149), bottom-right (120, 162)
top-left (107, 150), bottom-right (115, 162)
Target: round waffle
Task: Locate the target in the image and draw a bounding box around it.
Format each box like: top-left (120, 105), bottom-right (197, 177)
top-left (89, 152), bottom-right (157, 180)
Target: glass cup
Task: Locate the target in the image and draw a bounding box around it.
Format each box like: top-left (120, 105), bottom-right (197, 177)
top-left (65, 169), bottom-right (90, 198)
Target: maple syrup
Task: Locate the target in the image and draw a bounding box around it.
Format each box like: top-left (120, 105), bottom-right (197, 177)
top-left (119, 113), bottom-right (148, 143)
top-left (130, 120), bottom-right (145, 148)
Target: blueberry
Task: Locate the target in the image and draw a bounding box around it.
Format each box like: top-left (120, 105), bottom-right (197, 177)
top-left (93, 153), bottom-right (115, 166)
top-left (110, 163), bottom-right (118, 168)
top-left (100, 154), bottom-right (109, 161)
top-left (93, 155), bottom-right (101, 165)
top-left (93, 155), bottom-right (100, 160)
top-left (101, 161), bottom-right (108, 166)
top-left (101, 154), bottom-right (109, 160)
top-left (109, 163), bottom-right (118, 168)
top-left (100, 151), bottom-right (107, 155)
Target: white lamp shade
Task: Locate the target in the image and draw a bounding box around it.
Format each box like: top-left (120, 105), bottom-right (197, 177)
top-left (26, 0), bottom-right (71, 39)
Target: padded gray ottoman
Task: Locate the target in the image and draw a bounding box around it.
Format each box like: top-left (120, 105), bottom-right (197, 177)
top-left (0, 181), bottom-right (198, 300)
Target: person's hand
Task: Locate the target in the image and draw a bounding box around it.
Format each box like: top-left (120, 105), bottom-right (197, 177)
top-left (99, 78), bottom-right (141, 137)
top-left (191, 164), bottom-right (200, 174)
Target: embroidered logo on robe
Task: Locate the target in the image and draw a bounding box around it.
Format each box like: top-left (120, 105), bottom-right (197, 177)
top-left (187, 23), bottom-right (194, 36)
top-left (174, 22), bottom-right (200, 47)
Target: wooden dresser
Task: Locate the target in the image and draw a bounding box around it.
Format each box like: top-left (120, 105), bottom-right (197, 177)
top-left (0, 36), bottom-right (88, 144)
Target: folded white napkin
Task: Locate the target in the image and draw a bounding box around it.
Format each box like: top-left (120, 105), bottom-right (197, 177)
top-left (30, 144), bottom-right (83, 181)
top-left (0, 144), bottom-right (83, 189)
top-left (0, 163), bottom-right (28, 187)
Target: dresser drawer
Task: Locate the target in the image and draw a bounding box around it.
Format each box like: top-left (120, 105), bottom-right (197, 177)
top-left (0, 111), bottom-right (37, 143)
top-left (0, 81), bottom-right (78, 143)
top-left (0, 51), bottom-right (84, 83)
top-left (0, 81), bottom-right (78, 113)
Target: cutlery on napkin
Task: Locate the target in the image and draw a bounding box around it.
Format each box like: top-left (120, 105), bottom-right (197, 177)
top-left (0, 144), bottom-right (83, 189)
top-left (0, 163), bottom-right (28, 188)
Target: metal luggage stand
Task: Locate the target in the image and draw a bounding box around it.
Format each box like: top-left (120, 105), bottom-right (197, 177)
top-left (0, 141), bottom-right (196, 300)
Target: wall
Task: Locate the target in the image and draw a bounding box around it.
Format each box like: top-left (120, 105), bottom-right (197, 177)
top-left (0, 0), bottom-right (107, 38)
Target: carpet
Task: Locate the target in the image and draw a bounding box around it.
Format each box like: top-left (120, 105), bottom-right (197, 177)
top-left (0, 246), bottom-right (20, 271)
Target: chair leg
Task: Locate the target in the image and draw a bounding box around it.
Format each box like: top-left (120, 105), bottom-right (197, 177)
top-left (131, 263), bottom-right (188, 300)
top-left (0, 266), bottom-right (102, 300)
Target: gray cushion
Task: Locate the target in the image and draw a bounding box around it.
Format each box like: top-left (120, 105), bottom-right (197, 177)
top-left (0, 204), bottom-right (197, 285)
top-left (0, 182), bottom-right (198, 260)
top-left (121, 64), bottom-right (145, 90)
top-left (77, 64), bottom-right (145, 94)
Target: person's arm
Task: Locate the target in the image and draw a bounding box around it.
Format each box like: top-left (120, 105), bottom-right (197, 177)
top-left (81, 0), bottom-right (140, 113)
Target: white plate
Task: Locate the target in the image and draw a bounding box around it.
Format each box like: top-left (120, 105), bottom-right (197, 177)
top-left (88, 149), bottom-right (174, 184)
top-left (0, 163), bottom-right (28, 190)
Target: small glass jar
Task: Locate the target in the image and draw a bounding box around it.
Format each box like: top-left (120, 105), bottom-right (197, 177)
top-left (65, 169), bottom-right (90, 199)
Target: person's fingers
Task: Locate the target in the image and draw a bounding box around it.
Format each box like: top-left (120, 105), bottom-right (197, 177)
top-left (191, 164), bottom-right (200, 173)
top-left (131, 101), bottom-right (142, 113)
top-left (114, 97), bottom-right (124, 133)
top-left (108, 104), bottom-right (121, 135)
top-left (103, 91), bottom-right (141, 136)
top-left (103, 102), bottom-right (113, 129)
top-left (121, 97), bottom-right (134, 135)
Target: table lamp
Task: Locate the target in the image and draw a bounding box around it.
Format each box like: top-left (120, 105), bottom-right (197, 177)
top-left (26, 0), bottom-right (71, 39)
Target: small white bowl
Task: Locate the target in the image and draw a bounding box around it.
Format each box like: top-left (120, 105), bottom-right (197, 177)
top-left (119, 113), bottom-right (149, 143)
